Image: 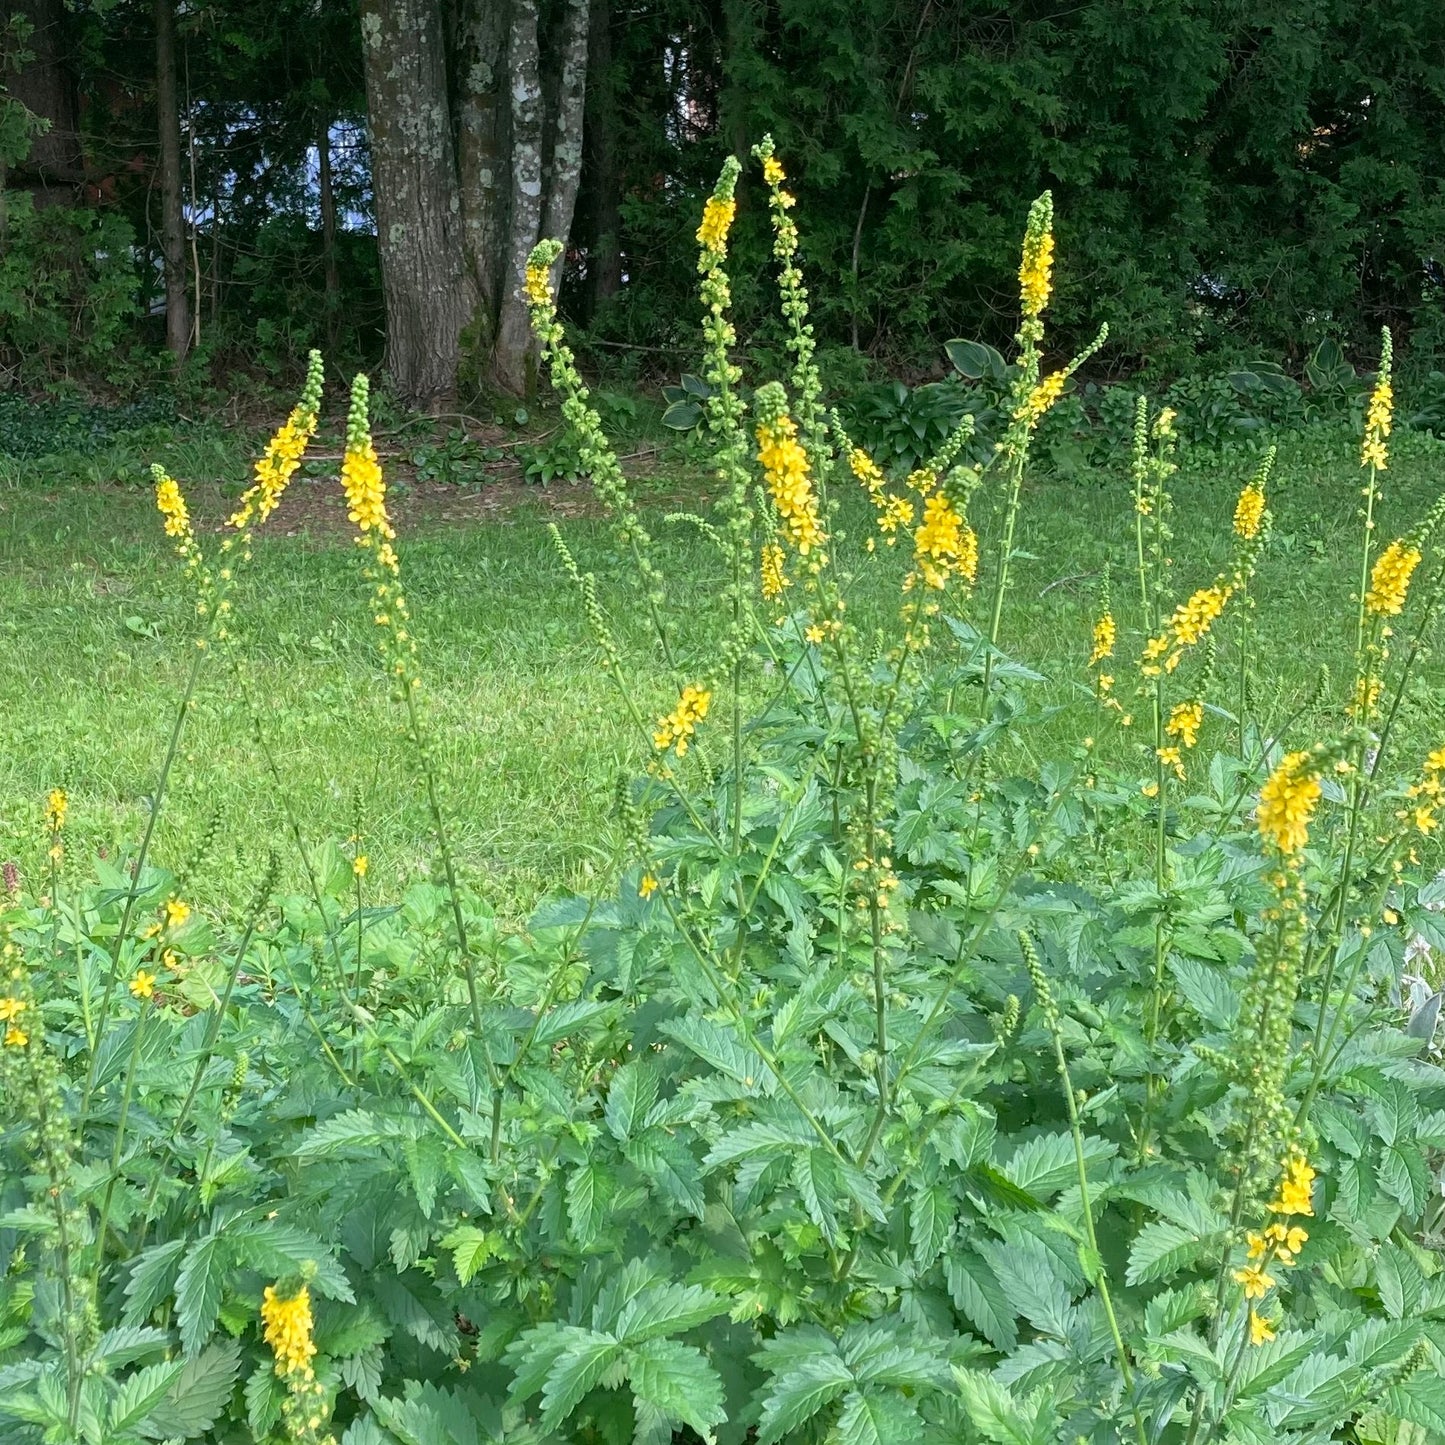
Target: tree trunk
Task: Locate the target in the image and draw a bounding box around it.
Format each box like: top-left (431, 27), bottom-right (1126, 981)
top-left (5, 0), bottom-right (81, 207)
top-left (360, 0), bottom-right (478, 408)
top-left (489, 0), bottom-right (544, 396)
top-left (541, 0), bottom-right (588, 283)
top-left (317, 115), bottom-right (340, 345)
top-left (583, 0), bottom-right (620, 312)
top-left (154, 0), bottom-right (189, 362)
top-left (453, 0), bottom-right (509, 337)
top-left (490, 0), bottom-right (589, 395)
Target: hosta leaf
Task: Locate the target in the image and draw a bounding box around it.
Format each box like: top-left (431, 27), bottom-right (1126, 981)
top-left (755, 1352), bottom-right (855, 1445)
top-left (140, 1340), bottom-right (241, 1439)
top-left (109, 1362), bottom-right (184, 1433)
top-left (626, 1337), bottom-right (725, 1437)
top-left (946, 1251), bottom-right (1018, 1351)
top-left (1126, 1220), bottom-right (1212, 1286)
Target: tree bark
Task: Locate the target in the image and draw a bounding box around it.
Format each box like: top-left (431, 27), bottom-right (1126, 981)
top-left (490, 0), bottom-right (588, 395)
top-left (317, 115), bottom-right (340, 345)
top-left (453, 0), bottom-right (509, 337)
top-left (583, 0), bottom-right (620, 311)
top-left (154, 0), bottom-right (189, 362)
top-left (360, 0), bottom-right (478, 408)
top-left (5, 0), bottom-right (81, 207)
top-left (489, 0), bottom-right (544, 396)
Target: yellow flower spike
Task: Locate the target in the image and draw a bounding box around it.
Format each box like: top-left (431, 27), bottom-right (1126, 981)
top-left (763, 156), bottom-right (785, 186)
top-left (261, 1284), bottom-right (317, 1378)
top-left (760, 541), bottom-right (790, 600)
top-left (340, 377), bottom-right (393, 542)
top-left (755, 383), bottom-right (826, 559)
top-left (45, 788), bottom-right (68, 832)
top-left (154, 467), bottom-right (193, 543)
top-left (1233, 482), bottom-right (1266, 541)
top-left (1088, 612), bottom-right (1116, 666)
top-left (1364, 538), bottom-right (1422, 617)
top-left (1165, 700), bottom-right (1204, 750)
top-left (1018, 191), bottom-right (1055, 319)
top-left (1141, 583), bottom-right (1234, 675)
top-left (1016, 370), bottom-right (1065, 426)
top-left (1258, 752), bottom-right (1323, 858)
top-left (1249, 1309), bottom-right (1277, 1346)
top-left (912, 493), bottom-right (977, 590)
top-left (1267, 1153), bottom-right (1317, 1216)
top-left (228, 351), bottom-right (324, 533)
top-left (523, 261), bottom-right (553, 307)
top-left (1362, 330), bottom-right (1393, 472)
top-left (696, 195), bottom-right (737, 256)
top-left (653, 684), bottom-right (712, 757)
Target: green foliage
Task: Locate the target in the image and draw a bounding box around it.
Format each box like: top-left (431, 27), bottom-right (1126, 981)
top-left (0, 196), bottom-right (140, 383)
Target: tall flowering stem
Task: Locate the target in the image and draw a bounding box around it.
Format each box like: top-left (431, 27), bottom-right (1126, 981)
top-left (84, 359), bottom-right (324, 1120)
top-left (1230, 449), bottom-right (1274, 748)
top-left (982, 190), bottom-right (1107, 699)
top-left (525, 239), bottom-right (678, 674)
top-left (338, 375), bottom-right (483, 1044)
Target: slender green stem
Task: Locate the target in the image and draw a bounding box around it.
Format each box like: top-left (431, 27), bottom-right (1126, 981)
top-left (92, 994), bottom-right (152, 1291)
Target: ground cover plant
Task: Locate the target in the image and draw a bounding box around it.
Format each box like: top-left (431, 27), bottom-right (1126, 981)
top-left (1, 143), bottom-right (1444, 1445)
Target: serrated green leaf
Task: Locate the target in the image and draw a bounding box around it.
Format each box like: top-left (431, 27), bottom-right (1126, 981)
top-left (1386, 1376), bottom-right (1445, 1434)
top-left (439, 1224), bottom-right (494, 1286)
top-left (539, 1332), bottom-right (623, 1430)
top-left (109, 1362), bottom-right (184, 1433)
top-left (605, 1061), bottom-right (659, 1143)
top-left (952, 1369), bottom-right (1049, 1445)
top-left (230, 1220), bottom-right (355, 1302)
top-left (627, 1336), bottom-right (725, 1437)
top-left (613, 1282), bottom-right (725, 1345)
top-left (123, 1240), bottom-right (186, 1324)
top-left (1126, 1219), bottom-right (1212, 1286)
top-left (566, 1161), bottom-right (609, 1246)
top-left (141, 1340), bottom-right (241, 1439)
top-left (625, 1128), bottom-right (705, 1216)
top-left (244, 1360), bottom-right (283, 1439)
top-left (834, 1389), bottom-right (919, 1445)
top-left (755, 1352), bottom-right (854, 1445)
top-left (173, 1235), bottom-right (225, 1358)
top-left (945, 1252), bottom-right (1017, 1351)
top-left (910, 1183), bottom-right (954, 1269)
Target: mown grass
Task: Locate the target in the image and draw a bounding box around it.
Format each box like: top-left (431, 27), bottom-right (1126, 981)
top-left (2, 421), bottom-right (1442, 920)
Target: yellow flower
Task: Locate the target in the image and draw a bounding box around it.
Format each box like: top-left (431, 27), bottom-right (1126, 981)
top-left (261, 1284), bottom-right (317, 1378)
top-left (804, 624), bottom-right (826, 644)
top-left (1141, 781), bottom-right (1159, 798)
top-left (45, 788), bottom-right (68, 831)
top-left (1088, 612), bottom-right (1116, 667)
top-left (164, 898), bottom-right (191, 931)
top-left (653, 684), bottom-right (711, 757)
top-left (1268, 1154), bottom-right (1316, 1217)
top-left (763, 156), bottom-right (785, 185)
top-left (757, 411), bottom-right (826, 558)
top-left (1017, 371), bottom-right (1065, 425)
top-left (4, 1024), bottom-right (27, 1048)
top-left (912, 493), bottom-right (977, 590)
top-left (0, 997), bottom-right (25, 1022)
top-left (1249, 1308), bottom-right (1276, 1346)
top-left (1233, 1264), bottom-right (1276, 1300)
top-left (760, 541), bottom-right (790, 600)
top-left (1362, 348), bottom-right (1393, 471)
top-left (696, 195), bottom-right (737, 254)
top-left (1245, 1230), bottom-right (1269, 1261)
top-left (1257, 752), bottom-right (1322, 858)
top-left (352, 855), bottom-right (368, 878)
top-left (1233, 483), bottom-right (1266, 541)
top-left (154, 469), bottom-right (192, 541)
top-left (1364, 538), bottom-right (1422, 617)
top-left (1018, 195), bottom-right (1055, 319)
top-left (1153, 407), bottom-right (1177, 439)
top-left (1142, 584), bottom-right (1233, 674)
top-left (523, 261), bottom-right (552, 307)
top-left (129, 969), bottom-right (156, 1000)
top-left (639, 872), bottom-right (659, 900)
top-left (1166, 700), bottom-right (1204, 749)
top-left (1156, 745), bottom-right (1185, 780)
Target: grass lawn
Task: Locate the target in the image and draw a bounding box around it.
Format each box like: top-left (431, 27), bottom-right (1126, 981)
top-left (1, 421), bottom-right (1442, 920)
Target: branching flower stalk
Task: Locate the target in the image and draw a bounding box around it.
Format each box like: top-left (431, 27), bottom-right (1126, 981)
top-left (81, 354), bottom-right (323, 1121)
